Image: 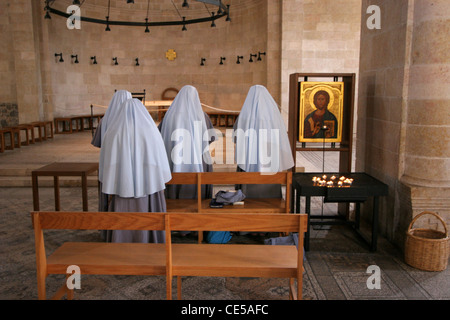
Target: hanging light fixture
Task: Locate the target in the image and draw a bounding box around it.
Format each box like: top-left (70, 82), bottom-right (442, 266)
top-left (144, 0), bottom-right (150, 33)
top-left (105, 0), bottom-right (111, 31)
top-left (45, 0), bottom-right (231, 30)
top-left (44, 0), bottom-right (51, 19)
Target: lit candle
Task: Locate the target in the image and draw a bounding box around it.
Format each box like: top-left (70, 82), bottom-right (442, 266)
top-left (322, 175), bottom-right (327, 180)
top-left (327, 181), bottom-right (334, 187)
top-left (339, 176), bottom-right (345, 181)
top-left (338, 181), bottom-right (343, 187)
top-left (331, 175), bottom-right (336, 180)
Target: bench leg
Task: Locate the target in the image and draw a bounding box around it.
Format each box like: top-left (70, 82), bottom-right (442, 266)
top-left (177, 276), bottom-right (182, 300)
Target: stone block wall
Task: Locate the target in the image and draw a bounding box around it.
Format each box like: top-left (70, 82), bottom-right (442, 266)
top-left (42, 0), bottom-right (269, 117)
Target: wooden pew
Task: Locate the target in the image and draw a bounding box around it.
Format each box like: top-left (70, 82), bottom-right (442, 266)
top-left (167, 212), bottom-right (307, 300)
top-left (165, 171), bottom-right (292, 242)
top-left (165, 171), bottom-right (292, 213)
top-left (31, 211), bottom-right (166, 300)
top-left (31, 210), bottom-right (307, 300)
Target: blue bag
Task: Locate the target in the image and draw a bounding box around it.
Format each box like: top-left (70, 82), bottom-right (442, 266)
top-left (206, 231), bottom-right (232, 244)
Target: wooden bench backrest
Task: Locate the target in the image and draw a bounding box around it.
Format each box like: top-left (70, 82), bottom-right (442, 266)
top-left (32, 211), bottom-right (166, 231)
top-left (167, 171), bottom-right (291, 185)
top-left (166, 171), bottom-right (292, 213)
top-left (167, 212), bottom-right (305, 233)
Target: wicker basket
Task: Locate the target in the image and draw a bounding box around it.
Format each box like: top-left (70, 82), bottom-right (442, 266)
top-left (405, 211), bottom-right (449, 271)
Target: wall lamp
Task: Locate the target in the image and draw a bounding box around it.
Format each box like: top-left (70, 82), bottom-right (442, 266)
top-left (112, 57), bottom-right (118, 65)
top-left (91, 56), bottom-right (98, 64)
top-left (258, 51), bottom-right (266, 61)
top-left (71, 54), bottom-right (79, 64)
top-left (219, 57), bottom-right (226, 65)
top-left (55, 53), bottom-right (64, 62)
top-left (236, 56), bottom-right (243, 64)
top-left (200, 58), bottom-right (206, 66)
top-left (135, 58), bottom-right (140, 66)
top-left (249, 53), bottom-right (257, 62)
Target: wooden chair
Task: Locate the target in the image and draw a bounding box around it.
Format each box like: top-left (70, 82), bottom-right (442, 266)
top-left (131, 89), bottom-right (146, 104)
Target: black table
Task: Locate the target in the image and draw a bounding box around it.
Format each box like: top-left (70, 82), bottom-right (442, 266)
top-left (292, 172), bottom-right (388, 251)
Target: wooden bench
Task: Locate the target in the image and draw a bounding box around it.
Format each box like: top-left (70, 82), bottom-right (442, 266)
top-left (30, 121), bottom-right (53, 141)
top-left (54, 115), bottom-right (104, 134)
top-left (166, 171), bottom-right (292, 242)
top-left (54, 117), bottom-right (82, 134)
top-left (207, 112), bottom-right (239, 127)
top-left (31, 210), bottom-right (307, 300)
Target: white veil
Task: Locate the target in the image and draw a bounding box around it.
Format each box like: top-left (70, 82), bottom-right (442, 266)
top-left (159, 85), bottom-right (213, 172)
top-left (99, 98), bottom-right (172, 198)
top-left (100, 90), bottom-right (132, 145)
top-left (233, 85), bottom-right (294, 172)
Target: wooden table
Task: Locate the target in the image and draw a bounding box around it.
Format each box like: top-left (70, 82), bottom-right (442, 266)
top-left (32, 162), bottom-right (99, 211)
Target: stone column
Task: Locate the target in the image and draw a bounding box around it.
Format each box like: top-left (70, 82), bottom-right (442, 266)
top-left (398, 0), bottom-right (450, 240)
top-left (401, 0), bottom-right (450, 188)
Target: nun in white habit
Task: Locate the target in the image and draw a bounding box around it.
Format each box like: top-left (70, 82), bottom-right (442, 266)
top-left (158, 85), bottom-right (217, 199)
top-left (91, 89), bottom-right (132, 148)
top-left (233, 85), bottom-right (294, 198)
top-left (99, 98), bottom-right (172, 243)
top-left (91, 90), bottom-right (133, 213)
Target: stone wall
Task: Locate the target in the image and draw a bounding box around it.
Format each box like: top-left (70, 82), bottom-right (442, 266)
top-left (41, 0), bottom-right (269, 117)
top-left (280, 0), bottom-right (361, 132)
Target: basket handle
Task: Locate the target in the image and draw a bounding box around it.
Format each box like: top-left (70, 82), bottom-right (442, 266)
top-left (408, 211), bottom-right (448, 236)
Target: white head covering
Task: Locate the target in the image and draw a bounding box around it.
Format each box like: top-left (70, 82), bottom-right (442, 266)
top-left (233, 85), bottom-right (294, 172)
top-left (100, 90), bottom-right (132, 145)
top-left (99, 98), bottom-right (172, 198)
top-left (159, 85), bottom-right (213, 172)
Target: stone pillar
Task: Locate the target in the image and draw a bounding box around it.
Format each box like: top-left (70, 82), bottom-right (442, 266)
top-left (401, 0), bottom-right (450, 188)
top-left (398, 0), bottom-right (450, 238)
